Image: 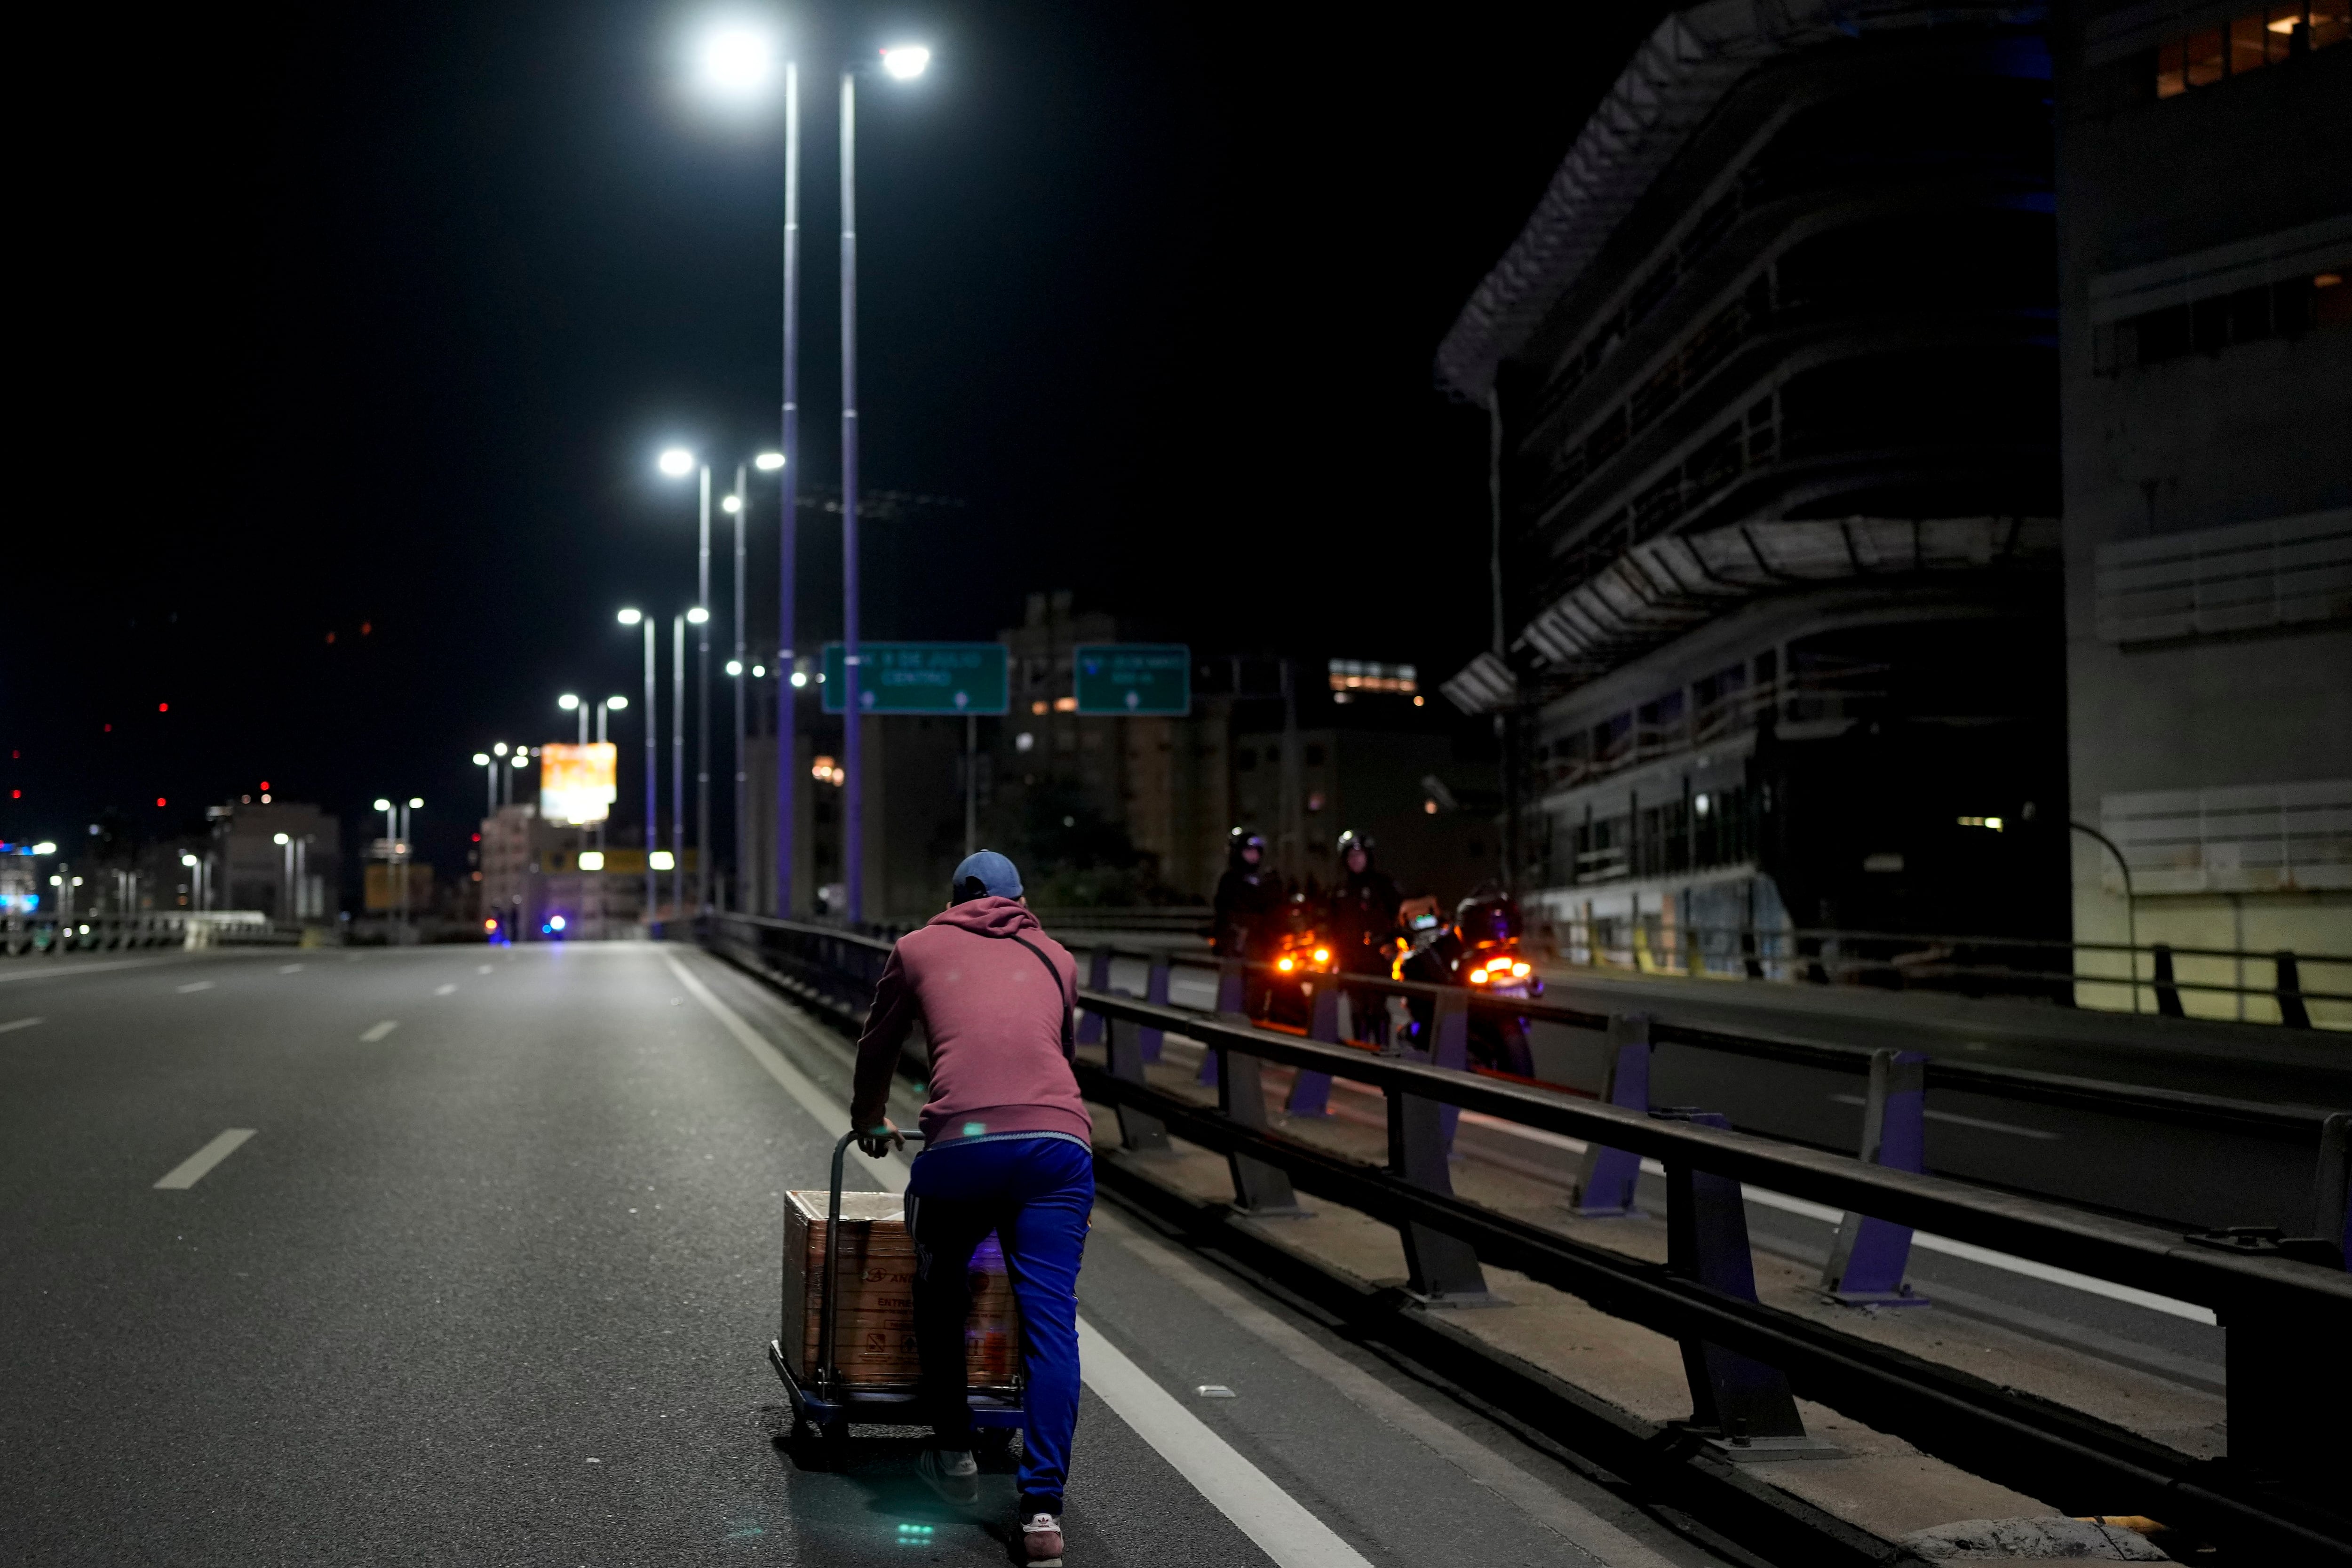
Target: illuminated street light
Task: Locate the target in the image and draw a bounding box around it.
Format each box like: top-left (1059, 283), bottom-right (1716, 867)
top-left (558, 693), bottom-right (580, 710)
top-left (617, 607), bottom-right (644, 626)
top-left (687, 606), bottom-right (710, 625)
top-left (473, 752), bottom-right (490, 766)
top-left (755, 451), bottom-right (785, 471)
top-left (695, 22), bottom-right (775, 96)
top-left (722, 493), bottom-right (742, 514)
top-left (607, 695), bottom-right (629, 711)
top-left (408, 797), bottom-right (423, 810)
top-left (726, 659), bottom-right (744, 677)
top-left (274, 833), bottom-right (290, 846)
top-left (32, 841), bottom-right (57, 856)
top-left (373, 797), bottom-right (392, 812)
top-left (658, 447), bottom-right (695, 478)
top-left (881, 44), bottom-right (931, 80)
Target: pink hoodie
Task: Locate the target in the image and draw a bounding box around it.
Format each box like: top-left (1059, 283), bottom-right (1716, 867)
top-left (851, 897), bottom-right (1091, 1149)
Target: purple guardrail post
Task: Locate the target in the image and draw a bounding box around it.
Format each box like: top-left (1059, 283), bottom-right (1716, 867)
top-left (1284, 982), bottom-right (1339, 1117)
top-left (1822, 1048), bottom-right (1931, 1305)
top-left (1429, 990), bottom-right (1470, 1150)
top-left (1076, 946), bottom-right (1112, 1045)
top-left (1138, 958), bottom-right (1170, 1062)
top-left (1200, 959), bottom-right (1246, 1086)
top-left (1659, 1107), bottom-right (1831, 1457)
top-left (1571, 1013), bottom-right (1652, 1217)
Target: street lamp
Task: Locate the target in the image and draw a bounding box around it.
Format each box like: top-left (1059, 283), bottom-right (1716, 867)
top-left (836, 41), bottom-right (933, 923)
top-left (619, 606), bottom-right (658, 925)
top-left (684, 22), bottom-right (802, 918)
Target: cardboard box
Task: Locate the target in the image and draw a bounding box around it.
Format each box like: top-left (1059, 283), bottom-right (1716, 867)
top-left (781, 1191), bottom-right (1022, 1390)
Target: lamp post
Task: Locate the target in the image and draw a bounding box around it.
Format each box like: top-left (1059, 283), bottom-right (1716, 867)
top-left (620, 607), bottom-right (657, 925)
top-left (837, 43), bottom-right (931, 925)
top-left (725, 474), bottom-right (747, 912)
top-left (559, 692), bottom-right (585, 745)
top-left (474, 753), bottom-right (497, 819)
top-left (672, 610), bottom-right (688, 920)
top-left (684, 22), bottom-right (799, 917)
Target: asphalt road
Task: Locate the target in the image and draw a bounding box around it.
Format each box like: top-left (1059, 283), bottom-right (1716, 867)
top-left (0, 944), bottom-right (1721, 1568)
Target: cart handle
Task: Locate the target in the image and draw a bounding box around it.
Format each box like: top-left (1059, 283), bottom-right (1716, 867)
top-left (818, 1126), bottom-right (927, 1397)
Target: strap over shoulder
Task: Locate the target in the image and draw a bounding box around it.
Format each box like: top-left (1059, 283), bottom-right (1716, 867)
top-left (1005, 931), bottom-right (1075, 1061)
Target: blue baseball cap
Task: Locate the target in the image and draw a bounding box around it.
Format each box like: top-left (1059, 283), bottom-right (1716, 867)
top-left (950, 850), bottom-right (1024, 904)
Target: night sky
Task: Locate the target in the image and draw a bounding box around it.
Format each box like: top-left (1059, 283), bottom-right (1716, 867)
top-left (13, 2), bottom-right (1661, 874)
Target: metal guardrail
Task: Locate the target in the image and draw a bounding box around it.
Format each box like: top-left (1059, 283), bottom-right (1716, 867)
top-left (700, 911), bottom-right (2352, 1560)
top-left (1075, 943), bottom-right (2343, 1143)
top-left (0, 912), bottom-right (298, 955)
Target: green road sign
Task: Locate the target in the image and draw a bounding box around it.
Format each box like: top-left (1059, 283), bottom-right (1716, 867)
top-left (821, 642), bottom-right (1009, 716)
top-left (1073, 644), bottom-right (1192, 716)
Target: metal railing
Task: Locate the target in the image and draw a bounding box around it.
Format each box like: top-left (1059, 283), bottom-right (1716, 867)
top-left (1064, 941), bottom-right (2341, 1145)
top-left (1540, 917), bottom-right (2352, 1025)
top-left (698, 911), bottom-right (2352, 1560)
top-left (0, 911), bottom-right (296, 956)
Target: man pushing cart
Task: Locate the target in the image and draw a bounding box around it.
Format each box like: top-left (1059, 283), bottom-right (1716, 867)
top-left (847, 850), bottom-right (1090, 1567)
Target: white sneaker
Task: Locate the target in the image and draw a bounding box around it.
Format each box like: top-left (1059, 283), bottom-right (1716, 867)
top-left (915, 1447), bottom-right (979, 1505)
top-left (1022, 1511), bottom-right (1065, 1565)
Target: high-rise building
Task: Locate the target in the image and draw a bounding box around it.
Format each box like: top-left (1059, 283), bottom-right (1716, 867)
top-left (1438, 1), bottom-right (2069, 974)
top-left (2052, 0), bottom-right (2350, 1020)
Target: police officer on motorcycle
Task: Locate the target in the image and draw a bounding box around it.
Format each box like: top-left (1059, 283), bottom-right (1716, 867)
top-left (1214, 829), bottom-right (1280, 1011)
top-left (1395, 883), bottom-right (1539, 1076)
top-left (1325, 830), bottom-right (1400, 1042)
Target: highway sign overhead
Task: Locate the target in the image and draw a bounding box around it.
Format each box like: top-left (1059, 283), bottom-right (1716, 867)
top-left (821, 642), bottom-right (1010, 716)
top-left (1073, 644), bottom-right (1192, 716)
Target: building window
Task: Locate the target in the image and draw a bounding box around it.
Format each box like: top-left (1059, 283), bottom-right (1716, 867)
top-left (2099, 268), bottom-right (2346, 371)
top-left (2157, 2), bottom-right (2346, 97)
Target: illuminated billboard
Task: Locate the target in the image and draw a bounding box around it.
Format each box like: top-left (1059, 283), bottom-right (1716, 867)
top-left (540, 743), bottom-right (618, 825)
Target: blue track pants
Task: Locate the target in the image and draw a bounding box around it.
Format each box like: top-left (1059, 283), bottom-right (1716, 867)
top-left (905, 1134), bottom-right (1093, 1515)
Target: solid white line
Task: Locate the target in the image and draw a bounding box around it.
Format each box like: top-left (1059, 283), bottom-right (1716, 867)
top-left (1108, 1220), bottom-right (1672, 1568)
top-left (360, 1020), bottom-right (399, 1042)
top-left (0, 958), bottom-right (189, 986)
top-left (663, 951), bottom-right (1376, 1567)
top-left (155, 1129), bottom-right (256, 1189)
top-left (1449, 1107), bottom-right (2218, 1324)
top-left (1076, 1320), bottom-right (1375, 1568)
top-left (0, 1017), bottom-right (42, 1035)
top-left (176, 981), bottom-right (215, 994)
top-left (1828, 1092), bottom-right (2060, 1141)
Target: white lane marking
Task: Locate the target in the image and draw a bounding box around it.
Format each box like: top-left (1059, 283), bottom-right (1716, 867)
top-left (477, 965), bottom-right (493, 975)
top-left (0, 958), bottom-right (188, 985)
top-left (360, 1020), bottom-right (399, 1042)
top-left (1109, 1218), bottom-right (1674, 1568)
top-left (0, 1017), bottom-right (43, 1035)
top-left (279, 963), bottom-right (304, 974)
top-left (1828, 1092), bottom-right (2059, 1141)
top-left (176, 981), bottom-right (216, 994)
top-left (664, 952), bottom-right (1374, 1567)
top-left (1077, 1320), bottom-right (1375, 1568)
top-left (155, 1129), bottom-right (256, 1189)
top-left (1448, 1107), bottom-right (2219, 1325)
top-left (435, 984), bottom-right (457, 996)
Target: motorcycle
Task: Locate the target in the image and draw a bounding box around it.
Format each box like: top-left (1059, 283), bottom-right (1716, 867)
top-left (1392, 888), bottom-right (1541, 1077)
top-left (1260, 892), bottom-right (1338, 1028)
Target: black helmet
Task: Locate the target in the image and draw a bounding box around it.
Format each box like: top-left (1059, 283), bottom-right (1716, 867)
top-left (1228, 828), bottom-right (1268, 868)
top-left (1454, 885), bottom-right (1521, 945)
top-left (1336, 829), bottom-right (1375, 862)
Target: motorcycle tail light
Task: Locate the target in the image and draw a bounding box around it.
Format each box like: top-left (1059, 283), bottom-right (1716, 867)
top-left (1277, 956), bottom-right (1295, 972)
top-left (1313, 947), bottom-right (1330, 964)
top-left (1511, 962), bottom-right (1531, 978)
top-left (1467, 968), bottom-right (1488, 983)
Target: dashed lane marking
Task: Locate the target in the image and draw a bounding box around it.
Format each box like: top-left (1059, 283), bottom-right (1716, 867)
top-left (176, 981), bottom-right (215, 994)
top-left (435, 984), bottom-right (457, 996)
top-left (477, 965), bottom-right (493, 975)
top-left (661, 951), bottom-right (1378, 1568)
top-left (154, 1130), bottom-right (256, 1190)
top-left (0, 1017), bottom-right (43, 1035)
top-left (360, 1020), bottom-right (399, 1042)
top-left (279, 963), bottom-right (304, 973)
